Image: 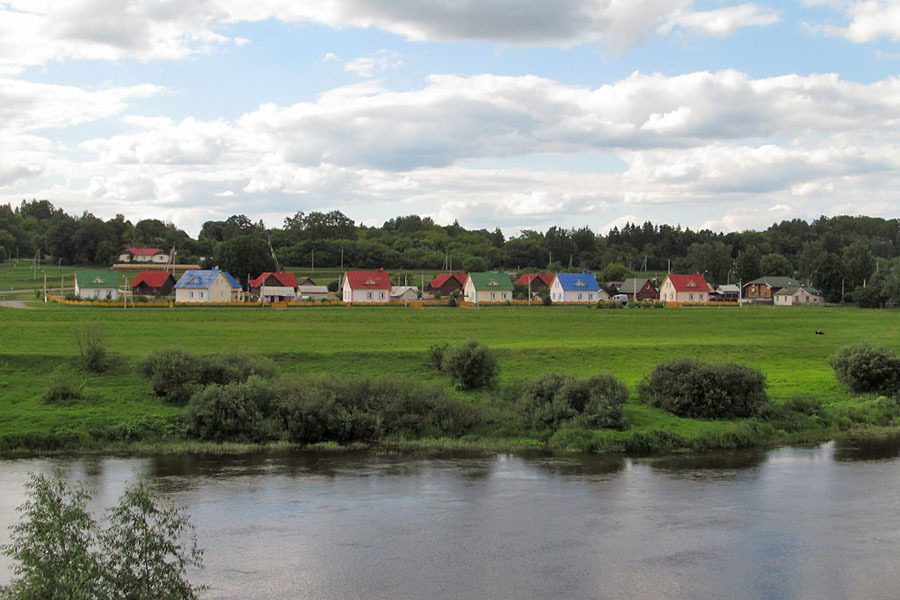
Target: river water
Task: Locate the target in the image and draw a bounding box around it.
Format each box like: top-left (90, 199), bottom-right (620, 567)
top-left (2, 441), bottom-right (900, 599)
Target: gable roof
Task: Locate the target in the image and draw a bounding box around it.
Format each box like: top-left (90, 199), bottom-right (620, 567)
top-left (618, 278), bottom-right (653, 293)
top-left (130, 271), bottom-right (174, 288)
top-left (75, 270), bottom-right (119, 289)
top-left (515, 273), bottom-right (553, 287)
top-left (344, 269), bottom-right (391, 290)
top-left (467, 271), bottom-right (514, 291)
top-left (555, 272), bottom-right (601, 291)
top-left (775, 285), bottom-right (823, 297)
top-left (665, 273), bottom-right (710, 292)
top-left (745, 276), bottom-right (802, 288)
top-left (174, 269), bottom-right (241, 289)
top-left (249, 272), bottom-right (297, 289)
top-left (122, 247), bottom-right (164, 256)
top-left (430, 272), bottom-right (467, 289)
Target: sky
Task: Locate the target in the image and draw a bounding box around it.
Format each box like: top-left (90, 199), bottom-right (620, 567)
top-left (2, 1), bottom-right (900, 237)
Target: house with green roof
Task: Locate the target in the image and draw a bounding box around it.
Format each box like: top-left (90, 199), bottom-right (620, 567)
top-left (74, 270), bottom-right (121, 300)
top-left (742, 276), bottom-right (803, 302)
top-left (463, 272), bottom-right (514, 304)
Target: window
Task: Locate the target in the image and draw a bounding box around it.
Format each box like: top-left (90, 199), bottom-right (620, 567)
top-left (491, 292), bottom-right (496, 300)
top-left (199, 291), bottom-right (204, 299)
top-left (689, 294), bottom-right (694, 301)
top-left (589, 293), bottom-right (593, 301)
top-left (189, 291), bottom-right (194, 299)
top-left (367, 292), bottom-right (372, 300)
top-left (380, 292), bottom-right (385, 299)
top-left (577, 293), bottom-right (582, 300)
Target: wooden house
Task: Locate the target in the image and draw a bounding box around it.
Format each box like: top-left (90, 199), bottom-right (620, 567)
top-left (117, 248), bottom-right (168, 263)
top-left (342, 269), bottom-right (391, 303)
top-left (74, 270), bottom-right (120, 300)
top-left (515, 273), bottom-right (554, 294)
top-left (774, 286), bottom-right (824, 306)
top-left (391, 286), bottom-right (419, 302)
top-left (659, 274), bottom-right (710, 303)
top-left (130, 271), bottom-right (176, 297)
top-left (429, 273), bottom-right (468, 296)
top-left (743, 277), bottom-right (803, 301)
top-left (174, 269), bottom-right (241, 303)
top-left (617, 278), bottom-right (658, 301)
top-left (250, 272), bottom-right (298, 302)
top-left (550, 272), bottom-right (606, 303)
top-left (463, 272), bottom-right (514, 304)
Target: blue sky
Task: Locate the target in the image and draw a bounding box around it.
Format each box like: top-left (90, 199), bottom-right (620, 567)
top-left (2, 1), bottom-right (900, 236)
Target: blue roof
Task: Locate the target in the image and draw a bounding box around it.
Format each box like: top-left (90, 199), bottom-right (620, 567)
top-left (175, 269), bottom-right (241, 289)
top-left (555, 272), bottom-right (600, 291)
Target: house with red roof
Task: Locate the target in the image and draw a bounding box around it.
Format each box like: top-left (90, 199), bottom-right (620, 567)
top-left (130, 271), bottom-right (176, 297)
top-left (342, 269), bottom-right (392, 303)
top-left (515, 273), bottom-right (554, 294)
top-left (250, 272), bottom-right (298, 302)
top-left (659, 273), bottom-right (711, 303)
top-left (429, 273), bottom-right (467, 297)
top-left (117, 247), bottom-right (168, 264)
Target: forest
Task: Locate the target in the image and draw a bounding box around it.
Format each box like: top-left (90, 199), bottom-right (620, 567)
top-left (2, 199), bottom-right (899, 305)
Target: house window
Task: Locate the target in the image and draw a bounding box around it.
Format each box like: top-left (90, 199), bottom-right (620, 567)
top-left (589, 293), bottom-right (593, 301)
top-left (189, 291), bottom-right (194, 299)
top-left (502, 293), bottom-right (507, 300)
top-left (491, 292), bottom-right (496, 300)
top-left (380, 292), bottom-right (385, 299)
top-left (689, 294), bottom-right (694, 301)
top-left (367, 292), bottom-right (372, 300)
top-left (199, 291), bottom-right (205, 299)
top-left (577, 293), bottom-right (582, 300)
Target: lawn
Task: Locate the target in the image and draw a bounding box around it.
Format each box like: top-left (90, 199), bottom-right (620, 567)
top-left (1, 302), bottom-right (898, 452)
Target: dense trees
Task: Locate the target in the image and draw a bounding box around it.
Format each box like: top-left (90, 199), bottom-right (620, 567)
top-left (4, 199), bottom-right (900, 305)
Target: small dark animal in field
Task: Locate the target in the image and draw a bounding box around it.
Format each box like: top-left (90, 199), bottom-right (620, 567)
top-left (815, 330), bottom-right (824, 335)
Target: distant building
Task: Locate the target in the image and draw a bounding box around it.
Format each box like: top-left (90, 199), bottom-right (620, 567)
top-left (342, 269), bottom-right (392, 303)
top-left (659, 274), bottom-right (710, 303)
top-left (74, 270), bottom-right (120, 300)
top-left (774, 286), bottom-right (824, 306)
top-left (130, 271), bottom-right (176, 297)
top-left (429, 273), bottom-right (468, 296)
top-left (391, 286), bottom-right (419, 302)
top-left (743, 277), bottom-right (803, 301)
top-left (617, 278), bottom-right (659, 301)
top-left (297, 284), bottom-right (329, 301)
top-left (118, 248), bottom-right (168, 264)
top-left (464, 272), bottom-right (514, 304)
top-left (515, 273), bottom-right (554, 294)
top-left (250, 272), bottom-right (297, 302)
top-left (174, 269), bottom-right (241, 303)
top-left (550, 272), bottom-right (605, 303)
top-left (713, 284), bottom-right (740, 302)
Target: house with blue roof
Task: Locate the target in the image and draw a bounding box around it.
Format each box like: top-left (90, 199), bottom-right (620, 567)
top-left (174, 269), bottom-right (241, 303)
top-left (550, 272), bottom-right (607, 304)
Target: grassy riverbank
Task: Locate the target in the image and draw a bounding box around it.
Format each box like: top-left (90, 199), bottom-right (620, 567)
top-left (1, 303), bottom-right (898, 454)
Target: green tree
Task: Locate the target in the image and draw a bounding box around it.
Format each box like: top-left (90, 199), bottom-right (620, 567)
top-left (812, 252), bottom-right (845, 302)
top-left (735, 247), bottom-right (761, 282)
top-left (759, 252), bottom-right (793, 277)
top-left (462, 255), bottom-right (488, 272)
top-left (214, 235), bottom-right (275, 285)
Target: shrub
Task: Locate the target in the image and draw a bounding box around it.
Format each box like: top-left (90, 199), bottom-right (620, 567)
top-left (43, 366), bottom-right (84, 404)
top-left (428, 343), bottom-right (448, 371)
top-left (519, 372), bottom-right (627, 431)
top-left (447, 296), bottom-right (458, 307)
top-left (639, 358), bottom-right (769, 419)
top-left (73, 324), bottom-right (107, 373)
top-left (139, 348), bottom-right (206, 404)
top-left (327, 280), bottom-right (339, 292)
top-left (185, 376), bottom-right (282, 443)
top-left (542, 295), bottom-right (552, 306)
top-left (198, 352), bottom-right (277, 386)
top-left (829, 343), bottom-right (900, 396)
top-left (439, 340), bottom-right (499, 390)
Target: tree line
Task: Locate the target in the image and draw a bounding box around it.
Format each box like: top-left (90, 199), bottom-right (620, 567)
top-left (3, 200), bottom-right (900, 304)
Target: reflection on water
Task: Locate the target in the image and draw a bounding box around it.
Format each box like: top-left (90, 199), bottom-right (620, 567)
top-left (3, 443), bottom-right (900, 599)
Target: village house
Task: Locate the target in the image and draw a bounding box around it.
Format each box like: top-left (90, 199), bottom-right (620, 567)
top-left (550, 272), bottom-right (605, 303)
top-left (617, 278), bottom-right (658, 301)
top-left (464, 272), bottom-right (514, 304)
top-left (74, 270), bottom-right (120, 300)
top-left (515, 273), bottom-right (554, 294)
top-left (391, 286), bottom-right (419, 302)
top-left (342, 269), bottom-right (392, 303)
top-left (429, 273), bottom-right (468, 297)
top-left (174, 269), bottom-right (241, 303)
top-left (742, 276), bottom-right (803, 302)
top-left (250, 272), bottom-right (297, 303)
top-left (659, 273), bottom-right (711, 303)
top-left (713, 284), bottom-right (741, 302)
top-left (774, 286), bottom-right (824, 306)
top-left (130, 271), bottom-right (176, 297)
top-left (117, 248), bottom-right (168, 263)
top-left (297, 283), bottom-right (329, 301)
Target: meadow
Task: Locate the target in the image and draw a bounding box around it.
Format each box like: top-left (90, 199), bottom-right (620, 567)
top-left (1, 301), bottom-right (898, 453)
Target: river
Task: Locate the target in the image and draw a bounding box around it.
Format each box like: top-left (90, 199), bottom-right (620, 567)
top-left (3, 441), bottom-right (900, 599)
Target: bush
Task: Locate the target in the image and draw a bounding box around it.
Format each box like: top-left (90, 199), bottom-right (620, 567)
top-left (73, 324), bottom-right (107, 373)
top-left (519, 373), bottom-right (627, 431)
top-left (327, 280), bottom-right (339, 292)
top-left (185, 376), bottom-right (282, 443)
top-left (829, 343), bottom-right (900, 396)
top-left (1, 474), bottom-right (203, 600)
top-left (43, 366), bottom-right (84, 404)
top-left (428, 343), bottom-right (448, 371)
top-left (542, 295), bottom-right (552, 306)
top-left (639, 358), bottom-right (769, 419)
top-left (439, 340), bottom-right (499, 390)
top-left (447, 296), bottom-right (458, 307)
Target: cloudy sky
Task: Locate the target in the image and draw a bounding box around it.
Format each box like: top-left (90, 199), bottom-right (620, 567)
top-left (2, 1), bottom-right (900, 236)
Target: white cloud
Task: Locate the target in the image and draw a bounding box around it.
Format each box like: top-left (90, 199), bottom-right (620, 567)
top-left (343, 50), bottom-right (404, 77)
top-left (805, 0), bottom-right (900, 43)
top-left (660, 4), bottom-right (781, 37)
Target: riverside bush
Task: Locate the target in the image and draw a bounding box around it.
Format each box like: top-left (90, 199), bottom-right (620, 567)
top-left (639, 358), bottom-right (769, 419)
top-left (829, 343), bottom-right (900, 396)
top-left (185, 376), bottom-right (282, 443)
top-left (43, 366), bottom-right (83, 404)
top-left (519, 372), bottom-right (627, 431)
top-left (437, 340), bottom-right (499, 390)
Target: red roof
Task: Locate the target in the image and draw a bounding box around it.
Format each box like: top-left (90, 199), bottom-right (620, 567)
top-left (515, 273), bottom-right (553, 286)
top-left (429, 273), bottom-right (467, 288)
top-left (345, 269), bottom-right (391, 290)
top-left (130, 271), bottom-right (174, 288)
top-left (124, 247), bottom-right (163, 256)
top-left (666, 273), bottom-right (711, 292)
top-left (249, 272), bottom-right (298, 288)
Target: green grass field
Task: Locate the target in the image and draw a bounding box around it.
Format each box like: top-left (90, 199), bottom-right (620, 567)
top-left (1, 302), bottom-right (898, 453)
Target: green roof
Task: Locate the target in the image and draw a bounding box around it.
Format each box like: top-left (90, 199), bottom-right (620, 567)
top-left (75, 270), bottom-right (119, 288)
top-left (467, 271), bottom-right (514, 291)
top-left (745, 276), bottom-right (801, 288)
